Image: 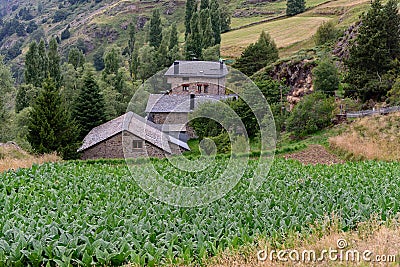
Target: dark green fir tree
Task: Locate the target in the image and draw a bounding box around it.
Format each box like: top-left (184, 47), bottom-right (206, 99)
top-left (28, 78), bottom-right (80, 159)
top-left (74, 67), bottom-right (107, 140)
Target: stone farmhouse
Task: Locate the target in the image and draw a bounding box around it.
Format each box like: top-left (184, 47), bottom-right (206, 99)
top-left (79, 60), bottom-right (233, 159)
top-left (165, 60), bottom-right (228, 95)
top-left (77, 112), bottom-right (189, 160)
top-left (145, 94), bottom-right (235, 140)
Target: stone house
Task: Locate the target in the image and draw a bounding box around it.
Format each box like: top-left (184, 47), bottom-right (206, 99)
top-left (145, 94), bottom-right (236, 140)
top-left (165, 60), bottom-right (228, 95)
top-left (78, 112), bottom-right (189, 160)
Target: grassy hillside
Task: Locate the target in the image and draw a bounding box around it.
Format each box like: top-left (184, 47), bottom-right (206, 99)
top-left (221, 0), bottom-right (372, 59)
top-left (330, 112), bottom-right (400, 161)
top-left (1, 0), bottom-right (372, 63)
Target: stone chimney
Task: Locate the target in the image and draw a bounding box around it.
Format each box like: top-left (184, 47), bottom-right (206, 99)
top-left (174, 61), bottom-right (179, 75)
top-left (190, 94), bottom-right (195, 110)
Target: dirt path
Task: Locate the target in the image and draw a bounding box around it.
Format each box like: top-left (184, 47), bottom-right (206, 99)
top-left (284, 144), bottom-right (344, 165)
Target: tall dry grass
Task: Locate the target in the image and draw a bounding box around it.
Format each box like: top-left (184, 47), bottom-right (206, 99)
top-left (207, 216), bottom-right (400, 267)
top-left (0, 145), bottom-right (61, 173)
top-left (329, 113), bottom-right (400, 161)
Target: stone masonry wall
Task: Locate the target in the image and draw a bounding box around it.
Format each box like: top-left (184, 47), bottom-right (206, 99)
top-left (81, 132), bottom-right (184, 160)
top-left (152, 112), bottom-right (189, 125)
top-left (168, 77), bottom-right (226, 95)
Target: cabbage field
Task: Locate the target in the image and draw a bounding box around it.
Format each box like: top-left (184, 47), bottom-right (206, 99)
top-left (0, 158), bottom-right (399, 266)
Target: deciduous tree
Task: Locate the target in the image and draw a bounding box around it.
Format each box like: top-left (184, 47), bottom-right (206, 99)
top-left (149, 9), bottom-right (162, 49)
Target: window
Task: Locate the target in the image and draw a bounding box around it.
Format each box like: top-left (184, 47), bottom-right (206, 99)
top-left (204, 85), bottom-right (209, 93)
top-left (182, 85), bottom-right (189, 91)
top-left (132, 140), bottom-right (143, 149)
top-left (197, 84), bottom-right (202, 93)
top-left (183, 77), bottom-right (189, 81)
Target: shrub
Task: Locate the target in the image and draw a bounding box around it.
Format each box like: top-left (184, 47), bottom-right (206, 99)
top-left (314, 21), bottom-right (339, 45)
top-left (312, 57), bottom-right (339, 96)
top-left (286, 92), bottom-right (335, 138)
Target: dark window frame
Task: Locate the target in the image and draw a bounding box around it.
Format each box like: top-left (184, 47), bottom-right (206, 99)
top-left (132, 140), bottom-right (143, 149)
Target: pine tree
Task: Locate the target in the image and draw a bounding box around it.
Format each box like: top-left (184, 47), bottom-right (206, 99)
top-left (345, 0), bottom-right (400, 101)
top-left (27, 78), bottom-right (80, 159)
top-left (383, 0), bottom-right (400, 59)
top-left (185, 0), bottom-right (196, 38)
top-left (185, 13), bottom-right (203, 60)
top-left (210, 0), bottom-right (221, 45)
top-left (74, 67), bottom-right (106, 140)
top-left (233, 31), bottom-right (279, 76)
top-left (48, 38), bottom-right (62, 87)
top-left (149, 9), bottom-right (162, 49)
top-left (286, 0), bottom-right (306, 16)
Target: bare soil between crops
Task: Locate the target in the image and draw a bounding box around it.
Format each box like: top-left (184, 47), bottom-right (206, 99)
top-left (284, 144), bottom-right (344, 165)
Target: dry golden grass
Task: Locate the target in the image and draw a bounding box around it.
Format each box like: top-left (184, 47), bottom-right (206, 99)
top-left (208, 217), bottom-right (400, 267)
top-left (221, 16), bottom-right (331, 58)
top-left (329, 113), bottom-right (400, 161)
top-left (0, 145), bottom-right (61, 173)
top-left (220, 0), bottom-right (372, 59)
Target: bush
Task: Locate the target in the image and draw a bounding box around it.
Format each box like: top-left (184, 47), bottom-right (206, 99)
top-left (286, 92), bottom-right (335, 138)
top-left (314, 21), bottom-right (339, 46)
top-left (61, 28), bottom-right (70, 40)
top-left (312, 57), bottom-right (339, 96)
top-left (210, 132), bottom-right (231, 154)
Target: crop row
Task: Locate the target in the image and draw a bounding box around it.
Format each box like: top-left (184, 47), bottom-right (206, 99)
top-left (0, 159), bottom-right (399, 266)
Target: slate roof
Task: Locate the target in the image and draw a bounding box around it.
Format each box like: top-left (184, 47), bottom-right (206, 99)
top-left (164, 60), bottom-right (229, 78)
top-left (145, 94), bottom-right (237, 113)
top-left (77, 112), bottom-right (189, 153)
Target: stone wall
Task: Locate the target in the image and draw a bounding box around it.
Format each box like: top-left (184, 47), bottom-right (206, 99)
top-left (167, 77), bottom-right (226, 95)
top-left (152, 112), bottom-right (189, 125)
top-left (81, 132), bottom-right (185, 160)
top-left (81, 133), bottom-right (124, 160)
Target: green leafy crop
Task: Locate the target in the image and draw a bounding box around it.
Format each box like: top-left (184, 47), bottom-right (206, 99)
top-left (0, 159), bottom-right (399, 266)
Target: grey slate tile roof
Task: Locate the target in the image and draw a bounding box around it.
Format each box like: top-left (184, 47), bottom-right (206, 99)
top-left (164, 60), bottom-right (228, 78)
top-left (145, 94), bottom-right (237, 113)
top-left (77, 112), bottom-right (189, 153)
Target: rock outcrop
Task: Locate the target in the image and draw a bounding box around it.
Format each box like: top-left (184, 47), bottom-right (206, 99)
top-left (269, 59), bottom-right (317, 109)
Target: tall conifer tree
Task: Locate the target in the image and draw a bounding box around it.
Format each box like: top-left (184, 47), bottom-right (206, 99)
top-left (74, 67), bottom-right (106, 140)
top-left (28, 78), bottom-right (80, 159)
top-left (233, 31), bottom-right (279, 76)
top-left (345, 0), bottom-right (400, 101)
